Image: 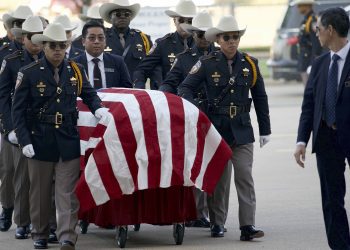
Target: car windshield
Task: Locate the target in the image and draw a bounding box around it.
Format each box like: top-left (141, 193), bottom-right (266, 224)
top-left (281, 1), bottom-right (350, 29)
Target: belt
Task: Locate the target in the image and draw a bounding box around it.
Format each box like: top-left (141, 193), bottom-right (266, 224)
top-left (36, 112), bottom-right (76, 125)
top-left (208, 104), bottom-right (250, 118)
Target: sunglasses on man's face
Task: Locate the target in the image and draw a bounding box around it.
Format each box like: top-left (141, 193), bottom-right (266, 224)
top-left (195, 31), bottom-right (205, 39)
top-left (177, 18), bottom-right (192, 24)
top-left (12, 20), bottom-right (24, 28)
top-left (111, 10), bottom-right (132, 18)
top-left (222, 34), bottom-right (240, 42)
top-left (48, 42), bottom-right (67, 50)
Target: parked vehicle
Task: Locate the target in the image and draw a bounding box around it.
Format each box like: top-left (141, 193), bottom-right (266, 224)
top-left (267, 0), bottom-right (350, 82)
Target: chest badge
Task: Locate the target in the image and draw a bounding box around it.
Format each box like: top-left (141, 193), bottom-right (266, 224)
top-left (168, 53), bottom-right (176, 63)
top-left (136, 44), bottom-right (143, 52)
top-left (243, 68), bottom-right (250, 77)
top-left (36, 81), bottom-right (46, 93)
top-left (211, 72), bottom-right (221, 83)
top-left (70, 76), bottom-right (77, 86)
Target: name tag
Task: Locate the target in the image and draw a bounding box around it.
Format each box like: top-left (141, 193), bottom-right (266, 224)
top-left (105, 68), bottom-right (115, 73)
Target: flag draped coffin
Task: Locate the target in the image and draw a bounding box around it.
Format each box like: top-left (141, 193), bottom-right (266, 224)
top-left (76, 88), bottom-right (232, 223)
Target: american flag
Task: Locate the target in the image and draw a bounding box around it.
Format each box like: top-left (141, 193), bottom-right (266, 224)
top-left (76, 88), bottom-right (232, 212)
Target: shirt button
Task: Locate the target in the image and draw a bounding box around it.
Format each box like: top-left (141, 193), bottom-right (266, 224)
top-left (55, 125), bottom-right (59, 129)
top-left (57, 99), bottom-right (60, 103)
top-left (230, 89), bottom-right (234, 93)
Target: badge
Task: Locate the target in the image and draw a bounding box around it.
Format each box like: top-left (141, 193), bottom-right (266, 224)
top-left (211, 72), bottom-right (221, 83)
top-left (136, 44), bottom-right (143, 52)
top-left (148, 42), bottom-right (157, 55)
top-left (104, 46), bottom-right (112, 52)
top-left (105, 68), bottom-right (115, 73)
top-left (15, 72), bottom-right (24, 89)
top-left (0, 60), bottom-right (6, 75)
top-left (170, 58), bottom-right (178, 71)
top-left (168, 53), bottom-right (176, 63)
top-left (70, 76), bottom-right (77, 86)
top-left (243, 68), bottom-right (250, 77)
top-left (189, 60), bottom-right (201, 74)
top-left (36, 81), bottom-right (46, 93)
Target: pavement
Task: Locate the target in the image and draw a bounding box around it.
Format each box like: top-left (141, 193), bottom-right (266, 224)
top-left (0, 81), bottom-right (347, 250)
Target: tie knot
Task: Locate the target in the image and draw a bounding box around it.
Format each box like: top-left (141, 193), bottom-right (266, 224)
top-left (332, 54), bottom-right (340, 62)
top-left (54, 67), bottom-right (59, 73)
top-left (92, 58), bottom-right (100, 64)
top-left (119, 33), bottom-right (124, 38)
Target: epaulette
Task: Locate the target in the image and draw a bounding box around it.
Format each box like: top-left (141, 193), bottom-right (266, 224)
top-left (0, 43), bottom-right (10, 51)
top-left (21, 60), bottom-right (40, 72)
top-left (202, 51), bottom-right (217, 61)
top-left (158, 33), bottom-right (173, 42)
top-left (133, 29), bottom-right (141, 33)
top-left (5, 50), bottom-right (23, 60)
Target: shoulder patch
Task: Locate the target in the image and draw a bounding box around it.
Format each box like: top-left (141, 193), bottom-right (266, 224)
top-left (15, 72), bottom-right (24, 89)
top-left (148, 42), bottom-right (157, 55)
top-left (189, 60), bottom-right (201, 74)
top-left (0, 60), bottom-right (6, 75)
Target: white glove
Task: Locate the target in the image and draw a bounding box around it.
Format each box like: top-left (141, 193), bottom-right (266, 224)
top-left (8, 130), bottom-right (18, 144)
top-left (259, 135), bottom-right (270, 148)
top-left (22, 144), bottom-right (35, 158)
top-left (94, 107), bottom-right (109, 120)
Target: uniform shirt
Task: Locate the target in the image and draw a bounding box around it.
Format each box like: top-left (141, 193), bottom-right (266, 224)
top-left (0, 35), bottom-right (11, 47)
top-left (0, 40), bottom-right (23, 65)
top-left (86, 52), bottom-right (106, 88)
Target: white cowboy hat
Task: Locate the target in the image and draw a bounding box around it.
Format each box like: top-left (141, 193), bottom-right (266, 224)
top-left (290, 0), bottom-right (317, 6)
top-left (180, 10), bottom-right (213, 33)
top-left (99, 0), bottom-right (140, 24)
top-left (79, 4), bottom-right (103, 22)
top-left (31, 23), bottom-right (67, 44)
top-left (52, 15), bottom-right (78, 31)
top-left (165, 0), bottom-right (197, 18)
top-left (4, 6), bottom-right (33, 29)
top-left (11, 16), bottom-right (44, 36)
top-left (0, 13), bottom-right (11, 29)
top-left (205, 15), bottom-right (246, 42)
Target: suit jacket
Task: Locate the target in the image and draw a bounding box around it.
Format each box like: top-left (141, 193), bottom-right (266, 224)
top-left (297, 48), bottom-right (350, 156)
top-left (72, 52), bottom-right (132, 88)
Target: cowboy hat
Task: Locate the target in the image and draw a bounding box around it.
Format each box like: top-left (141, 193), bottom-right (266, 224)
top-left (205, 15), bottom-right (246, 42)
top-left (0, 13), bottom-right (12, 29)
top-left (180, 10), bottom-right (213, 33)
top-left (79, 4), bottom-right (103, 22)
top-left (11, 16), bottom-right (44, 36)
top-left (31, 23), bottom-right (67, 44)
top-left (99, 0), bottom-right (140, 24)
top-left (165, 0), bottom-right (197, 18)
top-left (290, 0), bottom-right (317, 6)
top-left (52, 15), bottom-right (77, 31)
top-left (4, 6), bottom-right (33, 29)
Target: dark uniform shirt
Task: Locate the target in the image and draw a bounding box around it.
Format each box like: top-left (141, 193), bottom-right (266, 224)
top-left (297, 10), bottom-right (322, 72)
top-left (12, 57), bottom-right (102, 162)
top-left (133, 32), bottom-right (194, 89)
top-left (105, 27), bottom-right (162, 89)
top-left (178, 50), bottom-right (271, 146)
top-left (0, 36), bottom-right (11, 48)
top-left (0, 49), bottom-right (43, 135)
top-left (0, 40), bottom-right (23, 64)
top-left (72, 35), bottom-right (84, 51)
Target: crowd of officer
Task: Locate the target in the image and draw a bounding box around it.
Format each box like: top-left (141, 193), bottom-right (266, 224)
top-left (0, 0), bottom-right (271, 249)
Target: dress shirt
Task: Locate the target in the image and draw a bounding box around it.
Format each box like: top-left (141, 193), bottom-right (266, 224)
top-left (330, 41), bottom-right (350, 86)
top-left (86, 52), bottom-right (106, 88)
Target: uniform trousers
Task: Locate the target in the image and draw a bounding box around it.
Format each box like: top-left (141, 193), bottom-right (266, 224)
top-left (28, 157), bottom-right (80, 243)
top-left (208, 143), bottom-right (255, 226)
top-left (0, 137), bottom-right (14, 209)
top-left (193, 188), bottom-right (208, 219)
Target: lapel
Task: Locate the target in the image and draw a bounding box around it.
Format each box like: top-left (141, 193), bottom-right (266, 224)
top-left (60, 60), bottom-right (70, 88)
top-left (41, 59), bottom-right (57, 87)
top-left (103, 53), bottom-right (113, 87)
top-left (217, 52), bottom-right (230, 77)
top-left (337, 48), bottom-right (350, 100)
top-left (232, 51), bottom-right (245, 78)
top-left (319, 53), bottom-right (331, 103)
top-left (81, 54), bottom-right (88, 73)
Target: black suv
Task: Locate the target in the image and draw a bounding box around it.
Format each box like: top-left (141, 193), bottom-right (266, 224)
top-left (267, 0), bottom-right (350, 82)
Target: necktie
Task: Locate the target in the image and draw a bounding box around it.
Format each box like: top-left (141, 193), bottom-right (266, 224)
top-left (92, 58), bottom-right (102, 89)
top-left (183, 37), bottom-right (188, 50)
top-left (203, 51), bottom-right (208, 56)
top-left (227, 59), bottom-right (233, 75)
top-left (54, 68), bottom-right (60, 84)
top-left (325, 54), bottom-right (340, 126)
top-left (32, 54), bottom-right (38, 61)
top-left (119, 33), bottom-right (125, 48)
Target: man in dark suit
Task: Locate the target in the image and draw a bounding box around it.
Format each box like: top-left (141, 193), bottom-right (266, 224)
top-left (294, 8), bottom-right (350, 250)
top-left (73, 20), bottom-right (132, 89)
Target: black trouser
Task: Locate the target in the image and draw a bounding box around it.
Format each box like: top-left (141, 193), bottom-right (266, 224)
top-left (315, 122), bottom-right (350, 250)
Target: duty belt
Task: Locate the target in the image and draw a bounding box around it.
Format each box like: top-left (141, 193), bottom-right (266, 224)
top-left (208, 104), bottom-right (250, 118)
top-left (36, 112), bottom-right (76, 125)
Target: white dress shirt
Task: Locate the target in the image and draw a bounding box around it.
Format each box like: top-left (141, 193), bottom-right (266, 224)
top-left (86, 52), bottom-right (106, 89)
top-left (330, 41), bottom-right (350, 86)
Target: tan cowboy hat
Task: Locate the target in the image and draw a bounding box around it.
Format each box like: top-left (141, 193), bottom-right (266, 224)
top-left (79, 4), bottom-right (103, 22)
top-left (290, 0), bottom-right (317, 6)
top-left (99, 0), bottom-right (140, 24)
top-left (165, 0), bottom-right (197, 18)
top-left (205, 15), bottom-right (246, 42)
top-left (4, 6), bottom-right (33, 29)
top-left (180, 10), bottom-right (213, 33)
top-left (31, 23), bottom-right (67, 44)
top-left (11, 16), bottom-right (44, 36)
top-left (52, 15), bottom-right (77, 31)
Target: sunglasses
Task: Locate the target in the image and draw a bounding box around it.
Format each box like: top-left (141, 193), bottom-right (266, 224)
top-left (177, 18), bottom-right (192, 24)
top-left (195, 31), bottom-right (205, 39)
top-left (12, 20), bottom-right (24, 28)
top-left (48, 42), bottom-right (67, 50)
top-left (86, 35), bottom-right (106, 42)
top-left (221, 34), bottom-right (240, 42)
top-left (111, 10), bottom-right (132, 18)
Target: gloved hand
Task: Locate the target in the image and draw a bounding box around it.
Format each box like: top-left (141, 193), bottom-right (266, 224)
top-left (22, 144), bottom-right (35, 158)
top-left (8, 130), bottom-right (18, 144)
top-left (259, 135), bottom-right (270, 148)
top-left (94, 107), bottom-right (109, 120)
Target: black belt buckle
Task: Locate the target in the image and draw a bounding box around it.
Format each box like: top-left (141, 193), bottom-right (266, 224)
top-left (55, 112), bottom-right (62, 125)
top-left (229, 106), bottom-right (237, 118)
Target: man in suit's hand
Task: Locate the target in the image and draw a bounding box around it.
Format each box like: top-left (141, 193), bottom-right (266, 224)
top-left (294, 144), bottom-right (306, 168)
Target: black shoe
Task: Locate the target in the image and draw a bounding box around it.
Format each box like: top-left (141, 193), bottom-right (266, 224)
top-left (240, 225), bottom-right (264, 241)
top-left (0, 207), bottom-right (13, 232)
top-left (192, 217), bottom-right (211, 228)
top-left (211, 224), bottom-right (224, 237)
top-left (15, 225), bottom-right (29, 239)
top-left (33, 239), bottom-right (48, 249)
top-left (60, 240), bottom-right (75, 250)
top-left (48, 228), bottom-right (58, 243)
top-left (79, 220), bottom-right (89, 234)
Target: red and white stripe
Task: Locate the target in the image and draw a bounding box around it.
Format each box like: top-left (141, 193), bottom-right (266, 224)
top-left (76, 88), bottom-right (232, 209)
